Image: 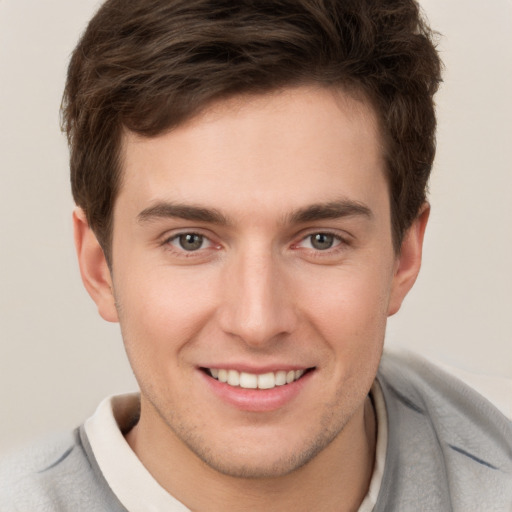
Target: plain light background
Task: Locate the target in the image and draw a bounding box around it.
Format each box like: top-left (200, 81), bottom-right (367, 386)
top-left (0, 0), bottom-right (511, 455)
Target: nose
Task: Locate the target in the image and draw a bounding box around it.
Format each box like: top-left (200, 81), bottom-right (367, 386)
top-left (217, 245), bottom-right (297, 348)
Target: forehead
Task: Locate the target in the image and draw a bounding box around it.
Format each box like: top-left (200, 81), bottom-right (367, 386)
top-left (117, 86), bottom-right (387, 222)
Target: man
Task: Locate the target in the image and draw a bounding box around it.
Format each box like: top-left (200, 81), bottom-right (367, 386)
top-left (1, 0), bottom-right (511, 510)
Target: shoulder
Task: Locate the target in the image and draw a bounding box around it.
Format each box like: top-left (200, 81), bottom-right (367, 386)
top-left (0, 430), bottom-right (77, 510)
top-left (378, 349), bottom-right (512, 432)
top-left (0, 429), bottom-right (117, 512)
top-left (375, 350), bottom-right (512, 510)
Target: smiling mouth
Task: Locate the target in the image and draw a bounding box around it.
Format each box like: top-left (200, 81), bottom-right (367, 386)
top-left (201, 367), bottom-right (314, 390)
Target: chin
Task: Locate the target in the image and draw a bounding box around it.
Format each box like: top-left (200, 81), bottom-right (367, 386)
top-left (179, 421), bottom-right (344, 480)
top-left (195, 447), bottom-right (319, 480)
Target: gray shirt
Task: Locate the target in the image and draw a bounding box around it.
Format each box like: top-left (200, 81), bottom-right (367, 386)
top-left (1, 351), bottom-right (511, 511)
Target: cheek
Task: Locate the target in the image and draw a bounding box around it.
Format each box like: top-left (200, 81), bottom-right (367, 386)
top-left (296, 264), bottom-right (391, 392)
top-left (299, 265), bottom-right (392, 341)
top-left (113, 266), bottom-right (219, 358)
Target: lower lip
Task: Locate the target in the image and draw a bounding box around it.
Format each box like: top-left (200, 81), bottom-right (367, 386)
top-left (200, 370), bottom-right (313, 412)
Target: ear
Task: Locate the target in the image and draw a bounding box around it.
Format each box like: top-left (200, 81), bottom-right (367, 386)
top-left (73, 207), bottom-right (119, 323)
top-left (388, 203), bottom-right (430, 316)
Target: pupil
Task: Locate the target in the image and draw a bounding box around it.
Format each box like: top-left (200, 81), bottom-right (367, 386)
top-left (179, 233), bottom-right (203, 251)
top-left (311, 233), bottom-right (333, 250)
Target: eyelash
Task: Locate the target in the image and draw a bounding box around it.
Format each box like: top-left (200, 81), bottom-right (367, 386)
top-left (295, 232), bottom-right (343, 250)
top-left (292, 231), bottom-right (352, 262)
top-left (163, 232), bottom-right (218, 255)
top-left (161, 230), bottom-right (350, 259)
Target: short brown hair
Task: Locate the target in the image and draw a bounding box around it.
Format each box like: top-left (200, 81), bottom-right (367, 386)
top-left (62, 0), bottom-right (442, 262)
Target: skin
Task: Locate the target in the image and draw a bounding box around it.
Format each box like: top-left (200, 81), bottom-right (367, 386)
top-left (74, 86), bottom-right (428, 511)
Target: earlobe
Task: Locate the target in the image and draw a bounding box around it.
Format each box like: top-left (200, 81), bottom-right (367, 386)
top-left (388, 203), bottom-right (430, 316)
top-left (73, 208), bottom-right (119, 323)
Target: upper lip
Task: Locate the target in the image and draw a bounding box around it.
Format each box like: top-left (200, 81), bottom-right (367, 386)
top-left (199, 364), bottom-right (314, 373)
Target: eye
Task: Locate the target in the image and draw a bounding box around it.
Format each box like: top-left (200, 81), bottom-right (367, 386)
top-left (299, 233), bottom-right (341, 251)
top-left (169, 233), bottom-right (211, 251)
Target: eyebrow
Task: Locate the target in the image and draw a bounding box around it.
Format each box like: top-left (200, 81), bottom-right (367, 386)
top-left (285, 199), bottom-right (373, 224)
top-left (137, 199), bottom-right (373, 226)
top-left (138, 203), bottom-right (230, 225)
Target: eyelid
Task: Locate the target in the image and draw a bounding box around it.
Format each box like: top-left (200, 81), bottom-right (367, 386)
top-left (161, 228), bottom-right (222, 252)
top-left (293, 229), bottom-right (351, 247)
top-left (168, 233), bottom-right (213, 250)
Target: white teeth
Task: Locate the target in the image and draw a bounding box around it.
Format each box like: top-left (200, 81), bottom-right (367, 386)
top-left (208, 368), bottom-right (307, 389)
top-left (239, 372), bottom-right (258, 389)
top-left (227, 369), bottom-right (240, 386)
top-left (257, 372), bottom-right (275, 389)
top-left (275, 371), bottom-right (287, 386)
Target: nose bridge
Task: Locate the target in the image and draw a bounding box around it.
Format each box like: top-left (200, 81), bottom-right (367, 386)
top-left (219, 240), bottom-right (295, 346)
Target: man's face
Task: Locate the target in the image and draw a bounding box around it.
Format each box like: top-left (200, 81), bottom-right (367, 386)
top-left (97, 86), bottom-right (413, 477)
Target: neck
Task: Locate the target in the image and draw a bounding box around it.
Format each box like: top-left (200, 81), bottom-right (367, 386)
top-left (126, 396), bottom-right (377, 512)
